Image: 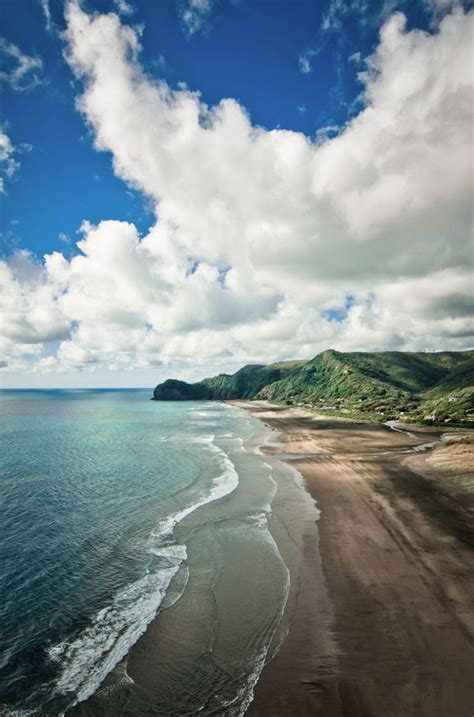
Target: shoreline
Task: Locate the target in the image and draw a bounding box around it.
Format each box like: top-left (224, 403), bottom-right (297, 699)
top-left (67, 398), bottom-right (474, 716)
top-left (236, 400), bottom-right (474, 717)
top-left (70, 402), bottom-right (320, 716)
top-left (248, 422), bottom-right (341, 716)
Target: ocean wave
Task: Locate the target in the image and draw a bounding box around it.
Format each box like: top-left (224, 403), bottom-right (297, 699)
top-left (47, 436), bottom-right (239, 708)
top-left (188, 408), bottom-right (221, 417)
top-left (48, 544), bottom-right (186, 707)
top-left (153, 436), bottom-right (239, 538)
top-left (223, 512), bottom-right (290, 717)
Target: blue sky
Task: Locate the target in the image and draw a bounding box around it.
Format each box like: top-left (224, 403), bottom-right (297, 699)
top-left (0, 0), bottom-right (473, 386)
top-left (1, 0), bottom-right (439, 259)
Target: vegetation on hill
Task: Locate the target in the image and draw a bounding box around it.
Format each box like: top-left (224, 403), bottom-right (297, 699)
top-left (153, 350), bottom-right (474, 425)
top-left (153, 361), bottom-right (302, 401)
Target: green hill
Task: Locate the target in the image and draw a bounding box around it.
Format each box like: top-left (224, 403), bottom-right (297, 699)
top-left (152, 350), bottom-right (474, 425)
top-left (153, 360), bottom-right (303, 401)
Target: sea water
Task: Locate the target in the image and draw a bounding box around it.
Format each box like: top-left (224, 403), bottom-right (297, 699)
top-left (0, 390), bottom-right (290, 715)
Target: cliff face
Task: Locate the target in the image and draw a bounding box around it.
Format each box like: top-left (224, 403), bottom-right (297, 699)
top-left (152, 350), bottom-right (474, 424)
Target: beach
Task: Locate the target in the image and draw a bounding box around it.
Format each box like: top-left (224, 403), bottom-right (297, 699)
top-left (3, 394), bottom-right (324, 716)
top-left (68, 399), bottom-right (325, 716)
top-left (22, 394), bottom-right (472, 716)
top-left (238, 401), bottom-right (474, 717)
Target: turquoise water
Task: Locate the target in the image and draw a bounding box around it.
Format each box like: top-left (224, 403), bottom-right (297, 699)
top-left (0, 390), bottom-right (289, 715)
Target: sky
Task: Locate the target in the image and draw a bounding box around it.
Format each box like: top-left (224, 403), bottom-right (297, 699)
top-left (0, 0), bottom-right (473, 388)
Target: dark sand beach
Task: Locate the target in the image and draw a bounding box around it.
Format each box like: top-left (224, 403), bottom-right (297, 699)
top-left (71, 400), bottom-right (474, 717)
top-left (71, 403), bottom-right (327, 717)
top-left (238, 401), bottom-right (474, 717)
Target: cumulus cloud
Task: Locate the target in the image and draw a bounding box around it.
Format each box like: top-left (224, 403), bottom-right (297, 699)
top-left (1, 2), bottom-right (473, 378)
top-left (0, 38), bottom-right (43, 91)
top-left (0, 251), bottom-right (70, 343)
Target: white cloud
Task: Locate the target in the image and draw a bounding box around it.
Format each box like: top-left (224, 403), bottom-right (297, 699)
top-left (113, 0), bottom-right (135, 17)
top-left (0, 38), bottom-right (43, 91)
top-left (321, 0), bottom-right (345, 31)
top-left (321, 0), bottom-right (371, 32)
top-left (314, 124), bottom-right (340, 143)
top-left (425, 0), bottom-right (461, 11)
top-left (298, 48), bottom-right (317, 74)
top-left (0, 251), bottom-right (71, 375)
top-left (38, 0), bottom-right (52, 32)
top-left (1, 3), bottom-right (473, 381)
top-left (150, 54), bottom-right (168, 73)
top-left (179, 0), bottom-right (215, 37)
top-left (348, 50), bottom-right (361, 63)
top-left (0, 130), bottom-right (19, 193)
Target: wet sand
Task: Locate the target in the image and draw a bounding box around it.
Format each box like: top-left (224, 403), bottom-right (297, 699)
top-left (236, 401), bottom-right (474, 717)
top-left (71, 406), bottom-right (327, 716)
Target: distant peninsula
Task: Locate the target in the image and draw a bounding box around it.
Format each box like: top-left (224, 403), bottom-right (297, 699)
top-left (153, 349), bottom-right (474, 426)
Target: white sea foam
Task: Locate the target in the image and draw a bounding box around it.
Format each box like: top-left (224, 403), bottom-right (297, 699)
top-left (48, 544), bottom-right (185, 706)
top-left (48, 435), bottom-right (239, 707)
top-left (262, 460), bottom-right (277, 502)
top-left (191, 433), bottom-right (215, 443)
top-left (226, 516), bottom-right (290, 717)
top-left (154, 436), bottom-right (239, 538)
top-left (236, 647), bottom-right (271, 717)
top-left (248, 511), bottom-right (270, 530)
top-left (147, 542), bottom-right (187, 561)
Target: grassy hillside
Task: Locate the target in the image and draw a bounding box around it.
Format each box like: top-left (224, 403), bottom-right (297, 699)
top-left (423, 355), bottom-right (474, 396)
top-left (153, 360), bottom-right (302, 401)
top-left (153, 350), bottom-right (474, 425)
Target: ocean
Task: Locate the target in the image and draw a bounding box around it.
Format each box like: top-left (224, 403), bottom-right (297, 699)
top-left (0, 390), bottom-right (309, 716)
